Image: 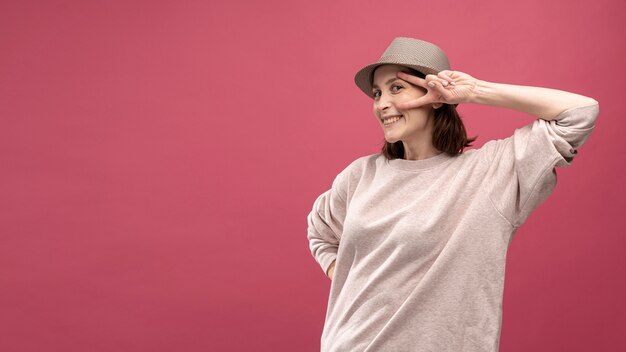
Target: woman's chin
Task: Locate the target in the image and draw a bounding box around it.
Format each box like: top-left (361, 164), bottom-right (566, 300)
top-left (383, 129), bottom-right (403, 144)
top-left (384, 135), bottom-right (402, 144)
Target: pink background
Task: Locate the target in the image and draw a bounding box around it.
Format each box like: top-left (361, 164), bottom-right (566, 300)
top-left (1, 0), bottom-right (624, 351)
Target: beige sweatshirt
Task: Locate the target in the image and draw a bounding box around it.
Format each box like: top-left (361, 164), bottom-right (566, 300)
top-left (307, 102), bottom-right (599, 352)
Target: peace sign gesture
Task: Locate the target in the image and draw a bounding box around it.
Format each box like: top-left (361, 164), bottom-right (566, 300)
top-left (395, 70), bottom-right (479, 110)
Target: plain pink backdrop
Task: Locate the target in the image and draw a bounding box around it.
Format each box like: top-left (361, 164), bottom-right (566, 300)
top-left (1, 0), bottom-right (624, 351)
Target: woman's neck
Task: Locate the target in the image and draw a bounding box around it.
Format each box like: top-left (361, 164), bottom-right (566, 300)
top-left (402, 133), bottom-right (441, 160)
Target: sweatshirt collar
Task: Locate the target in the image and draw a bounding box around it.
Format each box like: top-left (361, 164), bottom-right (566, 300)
top-left (384, 152), bottom-right (454, 171)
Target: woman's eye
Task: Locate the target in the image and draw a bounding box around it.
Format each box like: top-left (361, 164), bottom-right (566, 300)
top-left (373, 90), bottom-right (381, 98)
top-left (391, 85), bottom-right (403, 92)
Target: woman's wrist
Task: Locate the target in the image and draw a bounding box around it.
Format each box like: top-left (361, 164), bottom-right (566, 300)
top-left (467, 79), bottom-right (496, 106)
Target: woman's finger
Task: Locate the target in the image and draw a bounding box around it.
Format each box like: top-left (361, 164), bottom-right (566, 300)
top-left (437, 72), bottom-right (456, 87)
top-left (396, 94), bottom-right (434, 110)
top-left (426, 73), bottom-right (450, 87)
top-left (397, 71), bottom-right (427, 89)
top-left (430, 81), bottom-right (456, 103)
top-left (438, 70), bottom-right (455, 80)
top-left (428, 80), bottom-right (447, 90)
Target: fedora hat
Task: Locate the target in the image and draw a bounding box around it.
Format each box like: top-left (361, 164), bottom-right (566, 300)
top-left (354, 37), bottom-right (451, 98)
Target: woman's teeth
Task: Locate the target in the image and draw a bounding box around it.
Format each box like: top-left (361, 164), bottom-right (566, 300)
top-left (383, 116), bottom-right (403, 126)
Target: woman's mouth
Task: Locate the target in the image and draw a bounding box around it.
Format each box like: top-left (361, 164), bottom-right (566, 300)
top-left (382, 115), bottom-right (403, 127)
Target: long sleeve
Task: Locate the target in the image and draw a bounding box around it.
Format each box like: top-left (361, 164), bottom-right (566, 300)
top-left (307, 169), bottom-right (349, 276)
top-left (483, 101), bottom-right (599, 228)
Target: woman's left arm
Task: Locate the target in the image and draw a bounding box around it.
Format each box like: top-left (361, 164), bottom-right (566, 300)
top-left (468, 80), bottom-right (599, 120)
top-left (396, 70), bottom-right (599, 119)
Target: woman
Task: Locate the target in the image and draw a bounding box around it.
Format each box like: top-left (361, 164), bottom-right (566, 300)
top-left (306, 37), bottom-right (599, 351)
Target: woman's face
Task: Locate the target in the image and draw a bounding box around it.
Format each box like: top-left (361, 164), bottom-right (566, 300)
top-left (372, 64), bottom-right (437, 144)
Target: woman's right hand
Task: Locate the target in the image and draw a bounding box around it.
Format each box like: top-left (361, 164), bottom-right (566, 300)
top-left (395, 70), bottom-right (479, 109)
top-left (327, 260), bottom-right (336, 280)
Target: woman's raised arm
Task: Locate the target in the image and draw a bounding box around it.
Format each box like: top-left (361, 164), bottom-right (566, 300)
top-left (395, 69), bottom-right (598, 120)
top-left (468, 79), bottom-right (598, 120)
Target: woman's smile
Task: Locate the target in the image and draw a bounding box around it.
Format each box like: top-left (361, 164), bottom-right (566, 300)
top-left (382, 115), bottom-right (404, 127)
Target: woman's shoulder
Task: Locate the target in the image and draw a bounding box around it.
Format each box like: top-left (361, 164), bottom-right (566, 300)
top-left (332, 153), bottom-right (380, 182)
top-left (341, 153), bottom-right (379, 174)
top-left (461, 138), bottom-right (509, 164)
top-left (354, 152), bottom-right (381, 166)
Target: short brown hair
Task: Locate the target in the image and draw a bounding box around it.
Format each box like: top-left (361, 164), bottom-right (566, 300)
top-left (378, 68), bottom-right (477, 160)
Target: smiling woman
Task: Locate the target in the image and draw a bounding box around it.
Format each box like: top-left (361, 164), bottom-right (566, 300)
top-left (370, 64), bottom-right (477, 160)
top-left (307, 37), bottom-right (599, 352)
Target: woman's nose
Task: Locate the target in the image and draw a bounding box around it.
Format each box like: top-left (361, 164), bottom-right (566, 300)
top-left (377, 93), bottom-right (393, 111)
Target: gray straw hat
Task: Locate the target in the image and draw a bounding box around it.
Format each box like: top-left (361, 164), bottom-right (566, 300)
top-left (354, 37), bottom-right (451, 98)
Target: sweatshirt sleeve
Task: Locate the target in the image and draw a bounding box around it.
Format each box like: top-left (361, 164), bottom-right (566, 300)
top-left (483, 101), bottom-right (599, 228)
top-left (307, 168), bottom-right (349, 276)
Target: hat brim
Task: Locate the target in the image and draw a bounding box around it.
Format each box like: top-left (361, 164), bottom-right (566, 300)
top-left (354, 62), bottom-right (440, 99)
